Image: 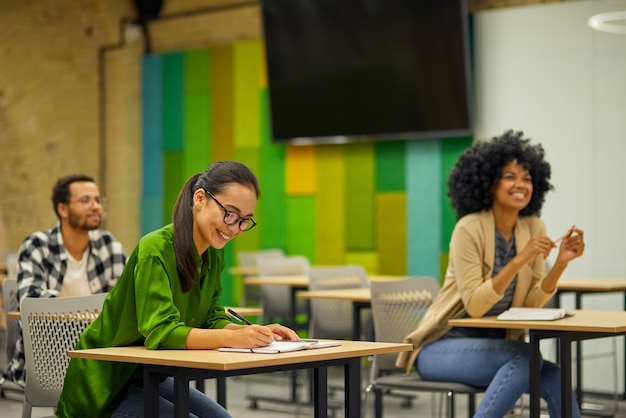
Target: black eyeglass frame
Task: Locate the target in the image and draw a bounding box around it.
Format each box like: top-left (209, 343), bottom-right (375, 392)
top-left (204, 190), bottom-right (257, 232)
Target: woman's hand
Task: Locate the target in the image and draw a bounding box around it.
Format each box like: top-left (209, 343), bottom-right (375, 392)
top-left (228, 324), bottom-right (274, 348)
top-left (266, 323), bottom-right (300, 341)
top-left (556, 227), bottom-right (585, 263)
top-left (516, 236), bottom-right (555, 265)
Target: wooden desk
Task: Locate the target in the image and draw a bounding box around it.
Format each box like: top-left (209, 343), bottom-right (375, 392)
top-left (227, 266), bottom-right (259, 276)
top-left (68, 340), bottom-right (411, 418)
top-left (449, 310), bottom-right (626, 418)
top-left (297, 288), bottom-right (371, 341)
top-left (557, 277), bottom-right (626, 402)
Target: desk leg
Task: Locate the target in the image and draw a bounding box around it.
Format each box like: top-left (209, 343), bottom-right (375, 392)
top-left (174, 374), bottom-right (191, 418)
top-left (529, 333), bottom-right (541, 418)
top-left (217, 377), bottom-right (227, 407)
top-left (144, 368), bottom-right (161, 417)
top-left (560, 335), bottom-right (573, 418)
top-left (352, 303), bottom-right (361, 341)
top-left (345, 357), bottom-right (361, 418)
top-left (313, 366), bottom-right (328, 418)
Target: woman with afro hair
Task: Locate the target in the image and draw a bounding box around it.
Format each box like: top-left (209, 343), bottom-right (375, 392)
top-left (396, 130), bottom-right (585, 417)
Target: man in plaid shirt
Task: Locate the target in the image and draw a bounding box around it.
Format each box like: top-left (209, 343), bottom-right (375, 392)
top-left (1, 174), bottom-right (127, 387)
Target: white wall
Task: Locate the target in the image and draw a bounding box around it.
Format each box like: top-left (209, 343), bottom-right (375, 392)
top-left (474, 0), bottom-right (626, 394)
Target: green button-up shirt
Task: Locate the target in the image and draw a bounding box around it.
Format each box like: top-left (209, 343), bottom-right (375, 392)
top-left (56, 224), bottom-right (231, 417)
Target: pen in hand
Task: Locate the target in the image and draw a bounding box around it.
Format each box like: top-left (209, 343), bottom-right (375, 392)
top-left (227, 308), bottom-right (253, 325)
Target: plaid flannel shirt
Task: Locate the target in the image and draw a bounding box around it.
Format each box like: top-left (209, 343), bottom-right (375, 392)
top-left (1, 223), bottom-right (126, 386)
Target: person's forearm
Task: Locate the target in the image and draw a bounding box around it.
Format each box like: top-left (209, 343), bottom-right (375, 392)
top-left (186, 325), bottom-right (242, 349)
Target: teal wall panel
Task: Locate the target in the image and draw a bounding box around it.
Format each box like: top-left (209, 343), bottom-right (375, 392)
top-left (407, 139), bottom-right (442, 279)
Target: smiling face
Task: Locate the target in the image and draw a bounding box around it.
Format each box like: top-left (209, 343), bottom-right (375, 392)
top-left (492, 160), bottom-right (533, 215)
top-left (58, 181), bottom-right (103, 231)
top-left (192, 182), bottom-right (257, 254)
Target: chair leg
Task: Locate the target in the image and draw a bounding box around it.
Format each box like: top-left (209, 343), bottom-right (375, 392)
top-left (446, 391), bottom-right (455, 418)
top-left (468, 393), bottom-right (476, 416)
top-left (22, 400), bottom-right (32, 418)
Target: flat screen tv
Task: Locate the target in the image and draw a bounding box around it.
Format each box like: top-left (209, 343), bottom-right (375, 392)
top-left (260, 0), bottom-right (473, 144)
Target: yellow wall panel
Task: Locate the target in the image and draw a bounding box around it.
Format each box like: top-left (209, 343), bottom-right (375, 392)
top-left (376, 192), bottom-right (407, 275)
top-left (234, 40), bottom-right (261, 149)
top-left (285, 144), bottom-right (316, 195)
top-left (316, 145), bottom-right (345, 265)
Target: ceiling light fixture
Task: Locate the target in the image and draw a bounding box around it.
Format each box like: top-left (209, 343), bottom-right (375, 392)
top-left (588, 11), bottom-right (626, 34)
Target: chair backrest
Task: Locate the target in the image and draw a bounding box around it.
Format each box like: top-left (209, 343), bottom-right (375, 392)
top-left (236, 248), bottom-right (284, 267)
top-left (256, 255), bottom-right (310, 323)
top-left (369, 277), bottom-right (440, 373)
top-left (307, 265), bottom-right (369, 339)
top-left (20, 293), bottom-right (108, 408)
top-left (2, 278), bottom-right (19, 369)
top-left (5, 251), bottom-right (18, 275)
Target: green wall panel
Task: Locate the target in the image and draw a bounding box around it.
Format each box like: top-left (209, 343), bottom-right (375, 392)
top-left (162, 151), bottom-right (184, 226)
top-left (376, 141), bottom-right (406, 191)
top-left (345, 142), bottom-right (375, 250)
top-left (285, 196), bottom-right (316, 262)
top-left (440, 136), bottom-right (473, 251)
top-left (185, 48), bottom-right (210, 93)
top-left (184, 94), bottom-right (211, 178)
top-left (210, 45), bottom-right (234, 161)
top-left (161, 52), bottom-right (184, 151)
top-left (316, 145), bottom-right (346, 265)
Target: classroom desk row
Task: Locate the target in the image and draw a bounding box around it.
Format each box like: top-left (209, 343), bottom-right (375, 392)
top-left (246, 275), bottom-right (626, 415)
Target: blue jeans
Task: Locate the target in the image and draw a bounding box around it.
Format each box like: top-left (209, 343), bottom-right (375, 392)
top-left (112, 377), bottom-right (231, 418)
top-left (416, 338), bottom-right (581, 418)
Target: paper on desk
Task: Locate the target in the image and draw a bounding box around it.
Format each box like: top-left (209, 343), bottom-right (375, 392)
top-left (497, 307), bottom-right (573, 321)
top-left (219, 340), bottom-right (341, 354)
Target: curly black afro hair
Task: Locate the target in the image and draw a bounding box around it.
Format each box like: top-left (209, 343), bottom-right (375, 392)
top-left (447, 130), bottom-right (553, 219)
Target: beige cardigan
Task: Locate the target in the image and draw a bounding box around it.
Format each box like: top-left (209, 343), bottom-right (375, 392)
top-left (396, 210), bottom-right (556, 371)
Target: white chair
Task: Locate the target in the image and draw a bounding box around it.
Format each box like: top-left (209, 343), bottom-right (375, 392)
top-left (307, 265), bottom-right (370, 340)
top-left (0, 278), bottom-right (23, 398)
top-left (20, 293), bottom-right (107, 418)
top-left (367, 278), bottom-right (485, 418)
top-left (256, 254), bottom-right (310, 328)
top-left (236, 248), bottom-right (284, 305)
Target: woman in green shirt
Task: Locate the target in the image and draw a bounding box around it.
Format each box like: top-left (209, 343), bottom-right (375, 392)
top-left (56, 161), bottom-right (299, 418)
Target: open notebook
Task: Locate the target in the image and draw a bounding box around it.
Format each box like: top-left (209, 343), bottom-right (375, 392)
top-left (497, 307), bottom-right (573, 321)
top-left (219, 339), bottom-right (341, 354)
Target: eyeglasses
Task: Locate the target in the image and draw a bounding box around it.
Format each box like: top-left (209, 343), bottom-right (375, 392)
top-left (68, 196), bottom-right (107, 208)
top-left (205, 190), bottom-right (257, 232)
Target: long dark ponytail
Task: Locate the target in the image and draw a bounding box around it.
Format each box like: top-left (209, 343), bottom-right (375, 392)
top-left (172, 161), bottom-right (260, 291)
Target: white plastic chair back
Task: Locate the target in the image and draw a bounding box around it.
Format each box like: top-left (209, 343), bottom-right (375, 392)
top-left (236, 248), bottom-right (284, 267)
top-left (256, 255), bottom-right (310, 324)
top-left (20, 293), bottom-right (107, 417)
top-left (308, 265), bottom-right (369, 340)
top-left (369, 277), bottom-right (440, 372)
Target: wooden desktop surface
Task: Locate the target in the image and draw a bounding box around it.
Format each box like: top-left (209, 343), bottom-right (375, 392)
top-left (244, 274), bottom-right (408, 287)
top-left (448, 309), bottom-right (626, 333)
top-left (297, 287), bottom-right (371, 303)
top-left (68, 339), bottom-right (412, 370)
top-left (557, 277), bottom-right (626, 292)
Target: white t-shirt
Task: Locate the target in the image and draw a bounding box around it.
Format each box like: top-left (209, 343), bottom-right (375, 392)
top-left (59, 248), bottom-right (92, 297)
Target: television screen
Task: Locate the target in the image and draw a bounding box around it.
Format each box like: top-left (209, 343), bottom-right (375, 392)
top-left (261, 0), bottom-right (473, 144)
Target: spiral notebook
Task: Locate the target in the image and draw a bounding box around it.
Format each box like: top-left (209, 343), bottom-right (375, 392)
top-left (219, 340), bottom-right (341, 354)
top-left (497, 307), bottom-right (573, 321)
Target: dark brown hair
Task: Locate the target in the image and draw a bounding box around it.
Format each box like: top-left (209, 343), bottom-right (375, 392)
top-left (172, 161), bottom-right (260, 291)
top-left (51, 174), bottom-right (96, 220)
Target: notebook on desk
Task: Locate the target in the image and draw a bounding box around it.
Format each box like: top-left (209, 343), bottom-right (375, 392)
top-left (219, 340), bottom-right (341, 354)
top-left (497, 307), bottom-right (573, 321)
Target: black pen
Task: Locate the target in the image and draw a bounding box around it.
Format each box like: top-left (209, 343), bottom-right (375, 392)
top-left (227, 308), bottom-right (253, 325)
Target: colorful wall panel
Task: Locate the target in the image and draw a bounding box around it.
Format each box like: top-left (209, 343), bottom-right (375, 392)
top-left (141, 40), bottom-right (472, 306)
